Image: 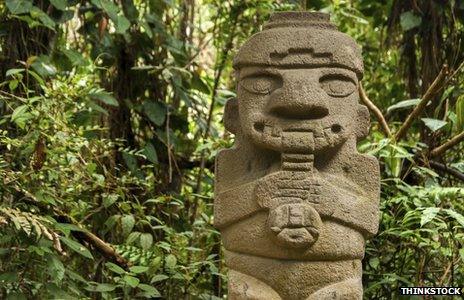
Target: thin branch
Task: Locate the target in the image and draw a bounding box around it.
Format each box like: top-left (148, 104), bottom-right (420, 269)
top-left (444, 59), bottom-right (464, 86)
top-left (73, 229), bottom-right (131, 268)
top-left (395, 65), bottom-right (449, 141)
top-left (359, 84), bottom-right (392, 137)
top-left (430, 131), bottom-right (464, 158)
top-left (429, 160), bottom-right (464, 182)
top-left (10, 183), bottom-right (131, 269)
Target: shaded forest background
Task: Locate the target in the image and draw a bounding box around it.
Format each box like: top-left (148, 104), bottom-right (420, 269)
top-left (0, 0), bottom-right (463, 299)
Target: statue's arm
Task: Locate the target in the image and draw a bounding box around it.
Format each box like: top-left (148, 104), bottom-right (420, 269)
top-left (214, 181), bottom-right (262, 229)
top-left (316, 154), bottom-right (380, 236)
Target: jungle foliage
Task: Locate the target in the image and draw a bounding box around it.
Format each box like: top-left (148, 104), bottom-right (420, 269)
top-left (0, 0), bottom-right (463, 299)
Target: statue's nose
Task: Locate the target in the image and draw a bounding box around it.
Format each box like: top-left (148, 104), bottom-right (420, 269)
top-left (267, 82), bottom-right (328, 120)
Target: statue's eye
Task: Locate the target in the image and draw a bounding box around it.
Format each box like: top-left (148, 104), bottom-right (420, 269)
top-left (240, 75), bottom-right (281, 95)
top-left (320, 74), bottom-right (356, 97)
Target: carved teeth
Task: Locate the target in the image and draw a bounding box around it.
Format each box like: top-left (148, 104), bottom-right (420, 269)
top-left (263, 124), bottom-right (273, 135)
top-left (272, 126), bottom-right (281, 137)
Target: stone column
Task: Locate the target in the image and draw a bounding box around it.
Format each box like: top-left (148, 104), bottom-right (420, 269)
top-left (214, 12), bottom-right (379, 300)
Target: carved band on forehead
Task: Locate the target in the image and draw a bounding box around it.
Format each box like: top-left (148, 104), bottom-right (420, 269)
top-left (238, 66), bottom-right (358, 82)
top-left (233, 12), bottom-right (364, 79)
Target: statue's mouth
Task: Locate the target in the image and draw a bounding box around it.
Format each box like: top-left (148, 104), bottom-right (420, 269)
top-left (250, 115), bottom-right (346, 153)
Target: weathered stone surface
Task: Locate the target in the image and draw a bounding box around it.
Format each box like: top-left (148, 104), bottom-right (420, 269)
top-left (214, 11), bottom-right (380, 299)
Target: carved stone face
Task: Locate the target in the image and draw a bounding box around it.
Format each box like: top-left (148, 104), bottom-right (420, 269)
top-left (237, 66), bottom-right (359, 154)
top-left (231, 12), bottom-right (366, 155)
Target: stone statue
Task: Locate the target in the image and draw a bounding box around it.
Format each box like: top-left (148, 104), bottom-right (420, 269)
top-left (214, 12), bottom-right (380, 299)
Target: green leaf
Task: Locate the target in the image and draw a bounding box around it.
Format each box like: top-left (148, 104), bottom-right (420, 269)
top-left (65, 269), bottom-right (88, 283)
top-left (0, 272), bottom-right (18, 283)
top-left (369, 257), bottom-right (380, 269)
top-left (444, 209), bottom-right (464, 227)
top-left (9, 80), bottom-right (19, 91)
top-left (91, 0), bottom-right (119, 20)
top-left (143, 143), bottom-right (158, 164)
top-left (6, 0), bottom-right (33, 14)
top-left (11, 105), bottom-right (28, 121)
top-left (49, 0), bottom-right (67, 10)
top-left (85, 283), bottom-right (117, 292)
top-left (27, 70), bottom-right (45, 86)
top-left (60, 236), bottom-right (94, 259)
top-left (61, 48), bottom-right (86, 66)
top-left (103, 193), bottom-right (119, 208)
top-left (6, 68), bottom-right (25, 77)
top-left (11, 105), bottom-right (33, 129)
top-left (122, 0), bottom-right (139, 21)
top-left (121, 214), bottom-right (135, 236)
top-left (123, 275), bottom-right (139, 288)
top-left (420, 207), bottom-right (440, 226)
top-left (165, 254), bottom-right (177, 269)
top-left (139, 233), bottom-right (153, 250)
top-left (143, 101), bottom-right (166, 126)
top-left (47, 254), bottom-right (65, 283)
top-left (421, 118), bottom-right (447, 132)
top-left (30, 6), bottom-right (56, 30)
top-left (126, 231), bottom-right (141, 244)
top-left (386, 99), bottom-right (421, 114)
top-left (191, 73), bottom-right (210, 94)
top-left (105, 262), bottom-right (126, 274)
top-left (31, 56), bottom-right (57, 77)
top-left (129, 266), bottom-right (149, 274)
top-left (5, 292), bottom-right (27, 300)
top-left (88, 101), bottom-right (109, 115)
top-left (55, 223), bottom-right (85, 236)
top-left (122, 152), bottom-right (138, 173)
top-left (400, 11), bottom-right (421, 31)
top-left (92, 0), bottom-right (129, 34)
top-left (114, 14), bottom-right (131, 34)
top-left (150, 274), bottom-right (169, 283)
top-left (137, 284), bottom-right (161, 297)
top-left (89, 92), bottom-right (119, 107)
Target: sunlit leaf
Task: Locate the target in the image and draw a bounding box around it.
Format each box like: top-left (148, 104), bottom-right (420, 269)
top-left (150, 274), bottom-right (169, 283)
top-left (5, 68), bottom-right (25, 77)
top-left (165, 254), bottom-right (177, 269)
top-left (129, 265), bottom-right (148, 274)
top-left (123, 275), bottom-right (139, 288)
top-left (89, 92), bottom-right (119, 106)
top-left (49, 0), bottom-right (67, 10)
top-left (420, 207), bottom-right (440, 226)
top-left (400, 11), bottom-right (421, 31)
top-left (121, 214), bottom-right (135, 236)
top-left (6, 0), bottom-right (33, 14)
top-left (105, 262), bottom-right (126, 274)
top-left (386, 99), bottom-right (420, 113)
top-left (138, 284), bottom-right (161, 297)
top-left (30, 7), bottom-right (56, 30)
top-left (421, 118), bottom-right (447, 132)
top-left (60, 237), bottom-right (94, 259)
top-left (85, 283), bottom-right (117, 292)
top-left (114, 14), bottom-right (130, 34)
top-left (444, 209), bottom-right (464, 227)
top-left (139, 233), bottom-right (153, 250)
